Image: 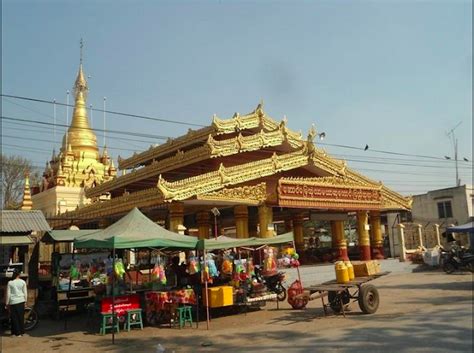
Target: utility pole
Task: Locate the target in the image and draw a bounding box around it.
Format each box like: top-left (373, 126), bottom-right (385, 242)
top-left (446, 122), bottom-right (462, 187)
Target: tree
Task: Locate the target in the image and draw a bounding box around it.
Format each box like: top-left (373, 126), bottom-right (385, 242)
top-left (1, 154), bottom-right (39, 209)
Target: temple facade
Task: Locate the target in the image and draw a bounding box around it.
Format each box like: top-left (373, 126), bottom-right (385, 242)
top-left (50, 102), bottom-right (411, 261)
top-left (32, 59), bottom-right (116, 217)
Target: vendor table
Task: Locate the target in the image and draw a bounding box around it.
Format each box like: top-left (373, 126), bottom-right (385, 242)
top-left (145, 289), bottom-right (196, 325)
top-left (56, 287), bottom-right (95, 318)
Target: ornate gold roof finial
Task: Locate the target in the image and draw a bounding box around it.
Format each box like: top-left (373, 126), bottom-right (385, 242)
top-left (21, 173), bottom-right (33, 210)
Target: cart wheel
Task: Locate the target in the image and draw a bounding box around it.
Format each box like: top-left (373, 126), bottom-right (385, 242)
top-left (358, 284), bottom-right (379, 314)
top-left (328, 290), bottom-right (350, 313)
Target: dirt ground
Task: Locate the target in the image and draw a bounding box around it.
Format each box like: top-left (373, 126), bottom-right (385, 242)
top-left (1, 268), bottom-right (472, 353)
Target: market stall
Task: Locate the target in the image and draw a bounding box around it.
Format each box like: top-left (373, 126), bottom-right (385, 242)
top-left (73, 207), bottom-right (198, 342)
top-left (196, 232), bottom-right (298, 329)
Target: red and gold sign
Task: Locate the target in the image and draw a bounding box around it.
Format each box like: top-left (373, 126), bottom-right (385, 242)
top-left (278, 178), bottom-right (382, 210)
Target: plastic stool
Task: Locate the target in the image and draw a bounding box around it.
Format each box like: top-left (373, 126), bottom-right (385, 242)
top-left (124, 309), bottom-right (143, 331)
top-left (177, 306), bottom-right (193, 328)
top-left (99, 312), bottom-right (120, 335)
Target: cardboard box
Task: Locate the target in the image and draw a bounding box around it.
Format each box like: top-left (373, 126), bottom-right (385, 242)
top-left (352, 260), bottom-right (380, 277)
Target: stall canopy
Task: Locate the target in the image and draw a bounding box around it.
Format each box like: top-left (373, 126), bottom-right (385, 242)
top-left (447, 222), bottom-right (474, 233)
top-left (73, 207), bottom-right (198, 249)
top-left (196, 232), bottom-right (295, 250)
top-left (42, 229), bottom-right (100, 243)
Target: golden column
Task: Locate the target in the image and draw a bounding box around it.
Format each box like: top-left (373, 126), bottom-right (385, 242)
top-left (258, 204), bottom-right (273, 238)
top-left (357, 211), bottom-right (371, 261)
top-left (292, 213), bottom-right (305, 253)
top-left (169, 202), bottom-right (184, 233)
top-left (234, 205), bottom-right (249, 239)
top-left (369, 211), bottom-right (384, 259)
top-left (196, 211), bottom-right (211, 240)
top-left (331, 220), bottom-right (349, 261)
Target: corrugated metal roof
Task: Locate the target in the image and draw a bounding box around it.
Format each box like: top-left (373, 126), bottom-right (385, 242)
top-left (0, 210), bottom-right (51, 232)
top-left (0, 235), bottom-right (34, 245)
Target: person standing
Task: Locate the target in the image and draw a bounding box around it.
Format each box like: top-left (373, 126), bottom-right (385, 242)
top-left (5, 269), bottom-right (27, 337)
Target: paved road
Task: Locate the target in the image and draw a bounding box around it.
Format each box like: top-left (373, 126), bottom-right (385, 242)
top-left (1, 263), bottom-right (472, 353)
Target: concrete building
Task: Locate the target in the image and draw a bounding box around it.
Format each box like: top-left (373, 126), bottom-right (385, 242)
top-left (411, 184), bottom-right (473, 226)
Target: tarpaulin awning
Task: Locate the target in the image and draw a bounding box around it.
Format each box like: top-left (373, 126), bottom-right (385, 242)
top-left (74, 207), bottom-right (198, 249)
top-left (447, 222), bottom-right (474, 233)
top-left (196, 232), bottom-right (295, 250)
top-left (42, 229), bottom-right (100, 243)
top-left (0, 235), bottom-right (34, 245)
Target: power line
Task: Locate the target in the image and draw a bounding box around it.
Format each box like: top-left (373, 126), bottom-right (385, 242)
top-left (1, 93), bottom-right (206, 128)
top-left (1, 121), bottom-right (156, 147)
top-left (1, 134), bottom-right (140, 153)
top-left (1, 115), bottom-right (170, 141)
top-left (3, 93), bottom-right (471, 164)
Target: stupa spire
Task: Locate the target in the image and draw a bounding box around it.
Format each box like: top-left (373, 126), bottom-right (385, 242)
top-left (21, 173), bottom-right (33, 210)
top-left (62, 38), bottom-right (98, 159)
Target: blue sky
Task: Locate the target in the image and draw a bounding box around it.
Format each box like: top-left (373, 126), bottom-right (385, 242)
top-left (2, 0), bottom-right (472, 195)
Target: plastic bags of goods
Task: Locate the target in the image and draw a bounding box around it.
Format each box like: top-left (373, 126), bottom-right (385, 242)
top-left (263, 248), bottom-right (277, 273)
top-left (221, 256), bottom-right (233, 275)
top-left (287, 280), bottom-right (308, 309)
top-left (246, 258), bottom-right (255, 276)
top-left (152, 264), bottom-right (167, 285)
top-left (114, 259), bottom-right (126, 278)
top-left (188, 256), bottom-right (200, 275)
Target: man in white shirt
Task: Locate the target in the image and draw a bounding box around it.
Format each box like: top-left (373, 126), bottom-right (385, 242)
top-left (5, 269), bottom-right (27, 337)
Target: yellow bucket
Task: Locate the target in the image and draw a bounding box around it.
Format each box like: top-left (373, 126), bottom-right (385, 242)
top-left (335, 261), bottom-right (349, 284)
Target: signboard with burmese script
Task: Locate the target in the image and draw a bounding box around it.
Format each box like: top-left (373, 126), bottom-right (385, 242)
top-left (277, 178), bottom-right (382, 210)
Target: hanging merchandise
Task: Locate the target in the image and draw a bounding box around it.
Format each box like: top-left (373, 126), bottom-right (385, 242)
top-left (290, 252), bottom-right (300, 267)
top-left (246, 258), bottom-right (255, 276)
top-left (206, 254), bottom-right (219, 278)
top-left (188, 256), bottom-right (200, 275)
top-left (69, 260), bottom-right (80, 280)
top-left (114, 259), bottom-right (126, 278)
top-left (263, 248), bottom-right (277, 273)
top-left (221, 255), bottom-right (233, 275)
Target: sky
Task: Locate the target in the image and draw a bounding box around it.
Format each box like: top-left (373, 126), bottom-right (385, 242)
top-left (1, 0), bottom-right (472, 195)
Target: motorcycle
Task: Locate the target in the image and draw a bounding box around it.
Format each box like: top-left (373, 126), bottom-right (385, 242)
top-left (440, 243), bottom-right (474, 274)
top-left (254, 266), bottom-right (287, 301)
top-left (0, 305), bottom-right (39, 332)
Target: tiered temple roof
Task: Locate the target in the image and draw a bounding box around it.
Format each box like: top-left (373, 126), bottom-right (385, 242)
top-left (53, 103), bottom-right (411, 227)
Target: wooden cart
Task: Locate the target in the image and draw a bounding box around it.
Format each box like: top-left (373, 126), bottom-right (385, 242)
top-left (291, 271), bottom-right (390, 316)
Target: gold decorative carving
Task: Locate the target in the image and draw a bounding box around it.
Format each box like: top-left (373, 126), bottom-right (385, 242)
top-left (155, 148), bottom-right (309, 201)
top-left (197, 183), bottom-right (267, 204)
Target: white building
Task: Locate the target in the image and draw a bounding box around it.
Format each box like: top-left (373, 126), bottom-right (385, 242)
top-left (411, 184), bottom-right (473, 226)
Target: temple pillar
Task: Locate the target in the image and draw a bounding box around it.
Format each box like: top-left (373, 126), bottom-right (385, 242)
top-left (369, 211), bottom-right (384, 259)
top-left (234, 205), bottom-right (249, 239)
top-left (292, 213), bottom-right (305, 253)
top-left (433, 224), bottom-right (441, 246)
top-left (398, 224), bottom-right (406, 262)
top-left (258, 204), bottom-right (273, 238)
top-left (169, 202), bottom-right (184, 233)
top-left (196, 211), bottom-right (211, 240)
top-left (331, 220), bottom-right (349, 261)
top-left (357, 211), bottom-right (371, 261)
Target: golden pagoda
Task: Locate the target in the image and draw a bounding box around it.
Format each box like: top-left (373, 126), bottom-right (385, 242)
top-left (51, 102), bottom-right (411, 261)
top-left (32, 43), bottom-right (116, 217)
